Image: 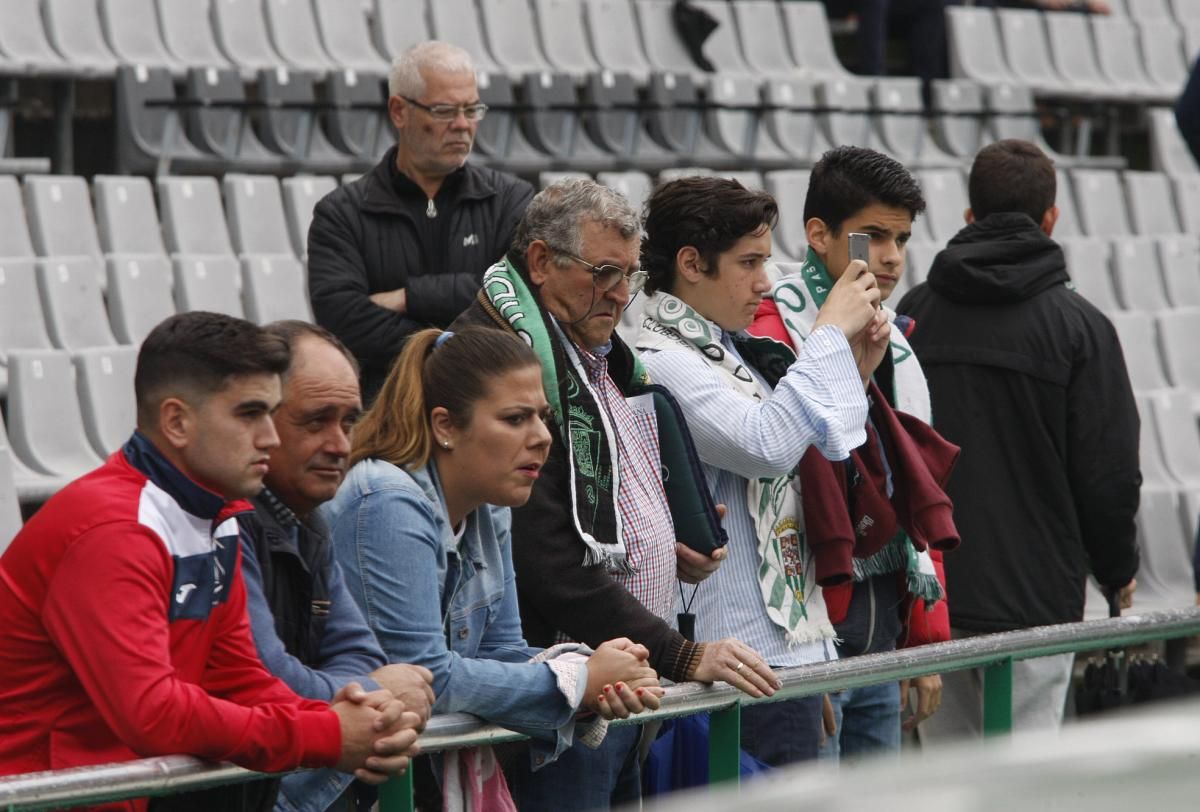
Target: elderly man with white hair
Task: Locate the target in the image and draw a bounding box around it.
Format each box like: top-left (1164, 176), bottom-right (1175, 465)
top-left (308, 40), bottom-right (534, 404)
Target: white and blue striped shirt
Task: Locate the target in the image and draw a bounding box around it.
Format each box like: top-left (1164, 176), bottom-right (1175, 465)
top-left (641, 322), bottom-right (868, 667)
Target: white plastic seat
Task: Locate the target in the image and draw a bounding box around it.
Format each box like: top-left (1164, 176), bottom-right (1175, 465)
top-left (6, 348), bottom-right (105, 479)
top-left (764, 169), bottom-right (812, 261)
top-left (917, 169), bottom-right (969, 243)
top-left (596, 170), bottom-right (653, 208)
top-left (106, 255), bottom-right (175, 345)
top-left (263, 0), bottom-right (337, 74)
top-left (222, 175), bottom-right (294, 257)
top-left (945, 6), bottom-right (1013, 86)
top-left (1043, 11), bottom-right (1114, 98)
top-left (1110, 237), bottom-right (1169, 312)
top-left (211, 0), bottom-right (285, 77)
top-left (817, 78), bottom-right (873, 151)
top-left (157, 177), bottom-right (237, 256)
top-left (23, 176), bottom-right (103, 261)
top-left (0, 0), bottom-right (70, 75)
top-left (36, 257), bottom-right (119, 351)
top-left (1130, 486), bottom-right (1195, 612)
top-left (1147, 389), bottom-right (1200, 486)
top-left (281, 176), bottom-right (337, 259)
top-left (241, 255), bottom-right (312, 324)
top-left (371, 0), bottom-right (430, 61)
top-left (313, 0), bottom-right (389, 75)
top-left (1108, 310), bottom-right (1170, 392)
top-left (1157, 236), bottom-right (1200, 308)
top-left (1137, 393), bottom-right (1178, 488)
top-left (156, 0), bottom-right (234, 70)
top-left (1136, 19), bottom-right (1189, 97)
top-left (731, 0), bottom-right (797, 81)
top-left (1172, 174), bottom-right (1200, 233)
top-left (100, 0), bottom-right (184, 76)
top-left (1171, 0), bottom-right (1200, 23)
top-left (583, 0), bottom-right (652, 85)
top-left (172, 255), bottom-right (244, 317)
top-left (42, 0), bottom-right (119, 76)
top-left (428, 0), bottom-right (501, 75)
top-left (903, 239), bottom-right (936, 290)
top-left (93, 175), bottom-right (167, 256)
top-left (478, 0), bottom-right (554, 79)
top-left (1148, 107), bottom-right (1200, 176)
top-left (1053, 169), bottom-right (1081, 239)
top-left (74, 346), bottom-right (138, 457)
top-left (1091, 17), bottom-right (1169, 102)
top-left (1071, 170), bottom-right (1131, 236)
top-left (997, 9), bottom-right (1071, 97)
top-left (781, 2), bottom-right (855, 81)
top-left (0, 447), bottom-right (21, 552)
top-left (1124, 171), bottom-right (1183, 236)
top-left (1061, 239), bottom-right (1119, 313)
top-left (0, 259), bottom-right (54, 395)
top-left (1157, 307), bottom-right (1200, 389)
top-left (692, 0), bottom-right (755, 78)
top-left (532, 0), bottom-right (601, 79)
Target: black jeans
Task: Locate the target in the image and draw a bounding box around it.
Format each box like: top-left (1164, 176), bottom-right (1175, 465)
top-left (739, 695), bottom-right (824, 767)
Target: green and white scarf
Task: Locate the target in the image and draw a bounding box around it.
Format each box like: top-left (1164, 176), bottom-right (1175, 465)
top-left (638, 292), bottom-right (835, 645)
top-left (770, 250), bottom-right (941, 602)
top-left (479, 257), bottom-right (648, 573)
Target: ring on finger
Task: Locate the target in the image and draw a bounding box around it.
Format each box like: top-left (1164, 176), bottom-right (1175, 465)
top-left (735, 661), bottom-right (745, 674)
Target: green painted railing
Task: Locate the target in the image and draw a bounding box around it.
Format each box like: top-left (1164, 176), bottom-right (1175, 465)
top-left (4, 607), bottom-right (1199, 811)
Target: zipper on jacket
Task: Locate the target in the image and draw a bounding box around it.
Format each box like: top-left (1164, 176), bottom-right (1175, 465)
top-left (426, 198), bottom-right (437, 218)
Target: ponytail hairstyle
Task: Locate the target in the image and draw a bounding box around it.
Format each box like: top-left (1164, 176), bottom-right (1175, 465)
top-left (349, 326), bottom-right (542, 470)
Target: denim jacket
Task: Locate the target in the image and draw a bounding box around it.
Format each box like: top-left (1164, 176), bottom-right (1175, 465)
top-left (322, 459), bottom-right (586, 753)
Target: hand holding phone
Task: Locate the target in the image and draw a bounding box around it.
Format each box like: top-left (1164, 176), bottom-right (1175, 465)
top-left (849, 232), bottom-right (870, 268)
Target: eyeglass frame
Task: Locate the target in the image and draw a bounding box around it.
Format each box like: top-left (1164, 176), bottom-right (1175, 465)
top-left (400, 95), bottom-right (489, 122)
top-left (546, 244), bottom-right (648, 295)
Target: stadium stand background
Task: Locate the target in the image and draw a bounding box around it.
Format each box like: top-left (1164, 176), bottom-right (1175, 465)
top-left (0, 0), bottom-right (1197, 622)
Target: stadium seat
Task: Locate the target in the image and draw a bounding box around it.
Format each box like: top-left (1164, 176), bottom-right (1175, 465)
top-left (1061, 239), bottom-right (1120, 313)
top-left (100, 0), bottom-right (184, 76)
top-left (1043, 12), bottom-right (1114, 99)
top-left (1131, 486), bottom-right (1195, 612)
top-left (210, 0), bottom-right (285, 77)
top-left (6, 348), bottom-right (105, 480)
top-left (532, 0), bottom-right (602, 80)
top-left (1171, 0), bottom-right (1200, 23)
top-left (1070, 170), bottom-right (1131, 236)
top-left (0, 259), bottom-right (53, 395)
top-left (0, 407), bottom-right (67, 504)
top-left (1127, 0), bottom-right (1174, 17)
top-left (945, 6), bottom-right (1014, 86)
top-left (0, 0), bottom-right (70, 75)
top-left (1136, 19), bottom-right (1189, 97)
top-left (114, 66), bottom-right (227, 176)
top-left (761, 78), bottom-right (835, 166)
top-left (473, 72), bottom-right (549, 169)
top-left (817, 78), bottom-right (873, 151)
top-left (984, 83), bottom-right (1083, 169)
top-left (312, 0), bottom-right (389, 75)
top-left (172, 255), bottom-right (245, 317)
top-left (726, 170), bottom-right (765, 191)
top-left (1110, 237), bottom-right (1169, 312)
top-left (73, 345), bottom-right (138, 457)
top-left (781, 2), bottom-right (856, 81)
top-left (478, 0), bottom-right (555, 79)
top-left (42, 0), bottom-right (119, 77)
top-left (705, 75), bottom-right (767, 162)
top-left (93, 176), bottom-right (167, 257)
top-left (322, 70), bottom-right (386, 166)
top-left (1148, 389), bottom-right (1200, 485)
top-left (635, 0), bottom-right (708, 82)
top-left (1173, 174), bottom-right (1200, 233)
top-left (0, 175), bottom-right (37, 260)
top-left (241, 255), bottom-right (312, 324)
top-left (156, 0), bottom-right (233, 71)
top-left (903, 239), bottom-right (936, 289)
top-left (764, 169), bottom-right (812, 261)
top-left (371, 0), bottom-right (431, 61)
top-left (1157, 236), bottom-right (1200, 308)
top-left (223, 175), bottom-right (295, 257)
top-left (158, 176), bottom-right (236, 257)
top-left (255, 69), bottom-right (362, 174)
top-left (578, 71), bottom-right (676, 173)
top-left (1148, 107), bottom-right (1200, 176)
top-left (429, 0), bottom-right (502, 76)
top-left (183, 67), bottom-right (291, 173)
top-left (692, 1), bottom-right (754, 78)
top-left (23, 176), bottom-right (103, 263)
top-left (731, 0), bottom-right (797, 81)
top-left (1137, 393), bottom-right (1178, 488)
top-left (917, 169), bottom-right (969, 243)
top-left (658, 167), bottom-right (714, 184)
top-left (996, 9), bottom-right (1071, 97)
top-left (596, 170), bottom-right (653, 208)
top-left (1109, 310), bottom-right (1170, 392)
top-left (929, 80), bottom-right (985, 160)
top-left (1053, 169), bottom-right (1081, 238)
top-left (515, 71), bottom-right (582, 164)
top-left (36, 258), bottom-right (118, 351)
top-left (871, 78), bottom-right (958, 168)
top-left (105, 255), bottom-right (175, 346)
top-left (1091, 17), bottom-right (1171, 102)
top-left (263, 0), bottom-right (337, 75)
top-left (0, 448), bottom-right (21, 552)
top-left (583, 0), bottom-right (652, 85)
top-left (281, 175), bottom-right (338, 258)
top-left (1157, 307), bottom-right (1200, 389)
top-left (643, 72), bottom-right (734, 168)
top-left (1124, 171), bottom-right (1184, 236)
top-left (538, 171), bottom-right (591, 189)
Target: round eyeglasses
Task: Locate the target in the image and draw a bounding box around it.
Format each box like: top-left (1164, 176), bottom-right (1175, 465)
top-left (401, 96), bottom-right (489, 122)
top-left (551, 247), bottom-right (648, 295)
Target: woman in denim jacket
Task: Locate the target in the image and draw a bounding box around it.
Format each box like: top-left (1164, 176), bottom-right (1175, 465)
top-left (322, 328), bottom-right (665, 777)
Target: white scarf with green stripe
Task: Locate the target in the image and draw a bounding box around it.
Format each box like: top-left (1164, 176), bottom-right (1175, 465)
top-left (639, 292), bottom-right (835, 646)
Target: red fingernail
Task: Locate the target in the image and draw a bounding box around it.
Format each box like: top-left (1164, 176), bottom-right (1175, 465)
top-left (636, 688), bottom-right (644, 697)
top-left (598, 694), bottom-right (606, 703)
top-left (603, 685), bottom-right (611, 692)
top-left (616, 683), bottom-right (625, 691)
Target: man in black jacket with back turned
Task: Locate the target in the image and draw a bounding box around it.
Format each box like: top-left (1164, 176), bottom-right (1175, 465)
top-left (307, 41), bottom-right (533, 403)
top-left (898, 139), bottom-right (1139, 740)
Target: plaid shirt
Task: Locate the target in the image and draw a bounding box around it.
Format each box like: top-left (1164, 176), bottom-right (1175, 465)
top-left (578, 346), bottom-right (678, 623)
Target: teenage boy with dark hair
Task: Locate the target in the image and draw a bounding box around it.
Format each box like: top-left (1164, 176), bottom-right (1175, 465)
top-left (898, 139), bottom-right (1139, 739)
top-left (635, 167), bottom-right (913, 766)
top-left (0, 312), bottom-right (421, 811)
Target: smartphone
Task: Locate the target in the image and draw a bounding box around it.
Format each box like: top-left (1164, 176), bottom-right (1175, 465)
top-left (848, 232), bottom-right (870, 267)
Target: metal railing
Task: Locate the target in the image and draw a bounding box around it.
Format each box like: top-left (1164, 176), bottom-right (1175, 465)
top-left (4, 607), bottom-right (1200, 811)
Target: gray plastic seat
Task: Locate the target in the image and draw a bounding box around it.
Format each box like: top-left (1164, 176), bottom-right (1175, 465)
top-left (1158, 307), bottom-right (1200, 389)
top-left (781, 2), bottom-right (855, 81)
top-left (985, 83), bottom-right (1080, 168)
top-left (1109, 310), bottom-right (1169, 392)
top-left (726, 170), bottom-right (765, 191)
top-left (1130, 485), bottom-right (1194, 612)
top-left (223, 174), bottom-right (295, 257)
top-left (996, 9), bottom-right (1072, 97)
top-left (0, 447), bottom-right (21, 552)
top-left (1137, 19), bottom-right (1188, 97)
top-left (1071, 170), bottom-right (1131, 236)
top-left (23, 176), bottom-right (103, 261)
top-left (1091, 17), bottom-right (1169, 102)
top-left (704, 74), bottom-right (763, 159)
top-left (1053, 169), bottom-right (1081, 239)
top-left (37, 257), bottom-right (119, 350)
top-left (583, 0), bottom-right (652, 85)
top-left (183, 66), bottom-right (292, 173)
top-left (930, 79), bottom-right (984, 159)
top-left (1148, 389), bottom-right (1200, 486)
top-left (242, 255), bottom-right (312, 324)
top-left (1110, 237), bottom-right (1169, 312)
top-left (918, 169), bottom-right (970, 243)
top-left (817, 78), bottom-right (872, 151)
top-left (211, 0), bottom-right (285, 77)
top-left (1126, 0), bottom-right (1172, 17)
top-left (635, 0), bottom-right (708, 82)
top-left (658, 167), bottom-right (714, 184)
top-left (113, 65), bottom-right (227, 175)
top-left (282, 175), bottom-right (338, 258)
top-left (42, 0), bottom-right (118, 76)
top-left (538, 171), bottom-right (591, 189)
top-left (7, 348), bottom-right (105, 479)
top-left (157, 0), bottom-right (233, 70)
top-left (323, 69), bottom-right (387, 165)
top-left (1174, 174), bottom-right (1200, 233)
top-left (596, 170), bottom-right (653, 208)
top-left (945, 6), bottom-right (1013, 86)
top-left (313, 0), bottom-right (390, 75)
top-left (0, 408), bottom-right (68, 504)
top-left (173, 255), bottom-right (244, 317)
top-left (1149, 107), bottom-right (1200, 176)
top-left (1157, 236), bottom-right (1200, 308)
top-left (1137, 393), bottom-right (1177, 488)
top-left (578, 70), bottom-right (675, 172)
top-left (0, 259), bottom-right (53, 395)
top-left (263, 0), bottom-right (336, 75)
top-left (533, 0), bottom-right (601, 79)
top-left (692, 0), bottom-right (754, 78)
top-left (761, 78), bottom-right (833, 166)
top-left (1171, 0), bottom-right (1200, 23)
top-left (1124, 171), bottom-right (1183, 236)
top-left (372, 0), bottom-right (432, 62)
top-left (429, 0), bottom-right (501, 75)
top-left (1061, 238), bottom-right (1119, 312)
top-left (106, 255), bottom-right (176, 345)
top-left (872, 78), bottom-right (958, 168)
top-left (157, 176), bottom-right (236, 256)
top-left (74, 346), bottom-right (138, 458)
top-left (94, 176), bottom-right (167, 256)
top-left (478, 0), bottom-right (555, 79)
top-left (1044, 11), bottom-right (1119, 98)
top-left (765, 169), bottom-right (812, 260)
top-left (903, 238), bottom-right (936, 289)
top-left (0, 175), bottom-right (37, 259)
top-left (0, 0), bottom-right (70, 75)
top-left (100, 0), bottom-right (184, 76)
top-left (732, 0), bottom-right (797, 81)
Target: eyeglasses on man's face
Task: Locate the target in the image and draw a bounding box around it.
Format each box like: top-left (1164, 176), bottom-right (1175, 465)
top-left (401, 96), bottom-right (489, 122)
top-left (550, 246), bottom-right (648, 295)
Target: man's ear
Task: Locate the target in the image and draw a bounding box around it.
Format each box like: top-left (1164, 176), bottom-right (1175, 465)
top-left (675, 245), bottom-right (704, 285)
top-left (157, 398), bottom-right (191, 451)
top-left (804, 217), bottom-right (832, 256)
top-left (964, 207), bottom-right (975, 225)
top-left (1040, 205), bottom-right (1059, 237)
top-left (387, 95), bottom-right (407, 133)
top-left (526, 240), bottom-right (553, 286)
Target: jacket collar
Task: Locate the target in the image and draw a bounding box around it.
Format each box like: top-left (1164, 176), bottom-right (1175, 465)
top-left (122, 431), bottom-right (244, 522)
top-left (408, 462), bottom-right (487, 567)
top-left (358, 146), bottom-right (499, 217)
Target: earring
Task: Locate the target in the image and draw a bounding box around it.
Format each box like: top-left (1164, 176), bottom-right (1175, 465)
top-left (441, 440), bottom-right (451, 449)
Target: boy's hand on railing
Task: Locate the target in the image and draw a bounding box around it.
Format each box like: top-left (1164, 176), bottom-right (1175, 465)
top-left (369, 663), bottom-right (436, 728)
top-left (690, 639), bottom-right (782, 698)
top-left (900, 675), bottom-right (942, 732)
top-left (329, 682), bottom-right (423, 784)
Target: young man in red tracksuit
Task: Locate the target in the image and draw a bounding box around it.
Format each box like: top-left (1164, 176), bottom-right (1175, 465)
top-left (0, 312), bottom-right (422, 811)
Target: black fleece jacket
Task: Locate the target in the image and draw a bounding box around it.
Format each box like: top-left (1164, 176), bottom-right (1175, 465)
top-left (897, 213), bottom-right (1140, 632)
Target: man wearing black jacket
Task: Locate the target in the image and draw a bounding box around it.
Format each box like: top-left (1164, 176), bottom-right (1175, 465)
top-left (898, 139), bottom-right (1139, 739)
top-left (308, 41), bottom-right (534, 403)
